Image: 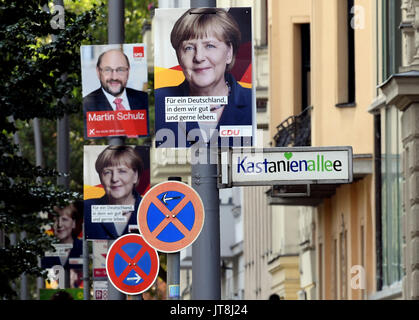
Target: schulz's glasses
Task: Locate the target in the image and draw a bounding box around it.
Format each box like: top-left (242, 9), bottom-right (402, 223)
top-left (99, 67), bottom-right (129, 76)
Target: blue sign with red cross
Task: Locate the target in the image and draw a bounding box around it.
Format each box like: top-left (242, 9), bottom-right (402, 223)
top-left (138, 181), bottom-right (205, 253)
top-left (106, 234), bottom-right (159, 295)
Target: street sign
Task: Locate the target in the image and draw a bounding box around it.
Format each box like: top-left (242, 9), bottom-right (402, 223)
top-left (93, 281), bottom-right (108, 300)
top-left (219, 146), bottom-right (353, 188)
top-left (137, 181), bottom-right (205, 253)
top-left (106, 234), bottom-right (159, 295)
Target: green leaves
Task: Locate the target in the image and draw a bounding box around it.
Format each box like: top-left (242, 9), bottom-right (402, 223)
top-left (0, 0), bottom-right (157, 299)
top-left (0, 0), bottom-right (97, 299)
top-left (0, 0), bottom-right (98, 122)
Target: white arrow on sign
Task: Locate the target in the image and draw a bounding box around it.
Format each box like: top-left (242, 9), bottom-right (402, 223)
top-left (161, 192), bottom-right (181, 206)
top-left (127, 273), bottom-right (142, 284)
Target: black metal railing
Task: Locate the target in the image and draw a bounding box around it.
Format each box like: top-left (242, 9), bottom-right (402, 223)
top-left (273, 106), bottom-right (312, 147)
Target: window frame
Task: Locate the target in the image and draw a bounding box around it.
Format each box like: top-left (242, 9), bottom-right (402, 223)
top-left (376, 106), bottom-right (404, 290)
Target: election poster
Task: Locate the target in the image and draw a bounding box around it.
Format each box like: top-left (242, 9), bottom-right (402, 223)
top-left (41, 201), bottom-right (84, 282)
top-left (81, 44), bottom-right (149, 139)
top-left (83, 145), bottom-right (150, 240)
top-left (40, 288), bottom-right (84, 300)
top-left (93, 240), bottom-right (108, 278)
top-left (93, 281), bottom-right (108, 300)
top-left (154, 7), bottom-right (255, 148)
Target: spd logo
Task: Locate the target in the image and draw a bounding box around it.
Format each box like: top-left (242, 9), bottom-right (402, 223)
top-left (133, 46), bottom-right (145, 59)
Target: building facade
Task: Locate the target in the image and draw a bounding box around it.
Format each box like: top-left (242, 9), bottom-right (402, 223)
top-left (370, 0), bottom-right (419, 300)
top-left (268, 0), bottom-right (376, 300)
top-left (268, 0), bottom-right (419, 300)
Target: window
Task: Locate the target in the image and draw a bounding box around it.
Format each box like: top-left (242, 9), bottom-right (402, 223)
top-left (257, 98), bottom-right (268, 113)
top-left (336, 0), bottom-right (356, 107)
top-left (346, 0), bottom-right (355, 104)
top-left (292, 23), bottom-right (310, 114)
top-left (373, 0), bottom-right (404, 292)
top-left (374, 113), bottom-right (383, 289)
top-left (381, 0), bottom-right (402, 81)
top-left (379, 106), bottom-right (404, 288)
top-left (301, 24), bottom-right (311, 111)
top-left (260, 0), bottom-right (268, 46)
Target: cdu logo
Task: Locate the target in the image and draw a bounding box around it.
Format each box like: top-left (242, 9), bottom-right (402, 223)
top-left (50, 5), bottom-right (65, 30)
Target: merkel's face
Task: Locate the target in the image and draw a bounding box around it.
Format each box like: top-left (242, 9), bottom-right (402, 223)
top-left (54, 210), bottom-right (75, 242)
top-left (97, 50), bottom-right (130, 97)
top-left (100, 164), bottom-right (138, 204)
top-left (178, 34), bottom-right (233, 95)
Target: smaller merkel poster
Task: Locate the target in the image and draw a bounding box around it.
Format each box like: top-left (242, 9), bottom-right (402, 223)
top-left (41, 202), bottom-right (84, 284)
top-left (81, 44), bottom-right (149, 139)
top-left (83, 145), bottom-right (150, 240)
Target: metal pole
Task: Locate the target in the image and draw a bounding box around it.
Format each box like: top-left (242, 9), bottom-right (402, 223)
top-left (167, 177), bottom-right (182, 300)
top-left (34, 118), bottom-right (45, 299)
top-left (56, 103), bottom-right (71, 288)
top-left (54, 1), bottom-right (68, 189)
top-left (57, 118), bottom-right (71, 288)
top-left (57, 114), bottom-right (70, 189)
top-left (0, 230), bottom-right (4, 248)
top-left (33, 118), bottom-right (44, 169)
top-left (108, 0), bottom-right (125, 45)
top-left (190, 0), bottom-right (216, 7)
top-left (19, 231), bottom-right (28, 300)
top-left (107, 0), bottom-right (125, 146)
top-left (51, 0), bottom-right (72, 291)
top-left (107, 0), bottom-right (126, 300)
top-left (9, 233), bottom-right (17, 295)
top-left (56, 77), bottom-right (71, 288)
top-left (36, 3), bottom-right (54, 299)
top-left (167, 253), bottom-right (181, 299)
top-left (188, 0), bottom-right (220, 301)
top-left (10, 118), bottom-right (28, 300)
top-left (82, 224), bottom-right (90, 300)
top-left (191, 147), bottom-right (221, 299)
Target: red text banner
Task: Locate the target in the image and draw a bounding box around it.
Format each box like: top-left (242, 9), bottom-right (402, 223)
top-left (86, 110), bottom-right (148, 138)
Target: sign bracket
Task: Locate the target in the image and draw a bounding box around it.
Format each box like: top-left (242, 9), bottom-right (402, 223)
top-left (271, 184), bottom-right (311, 198)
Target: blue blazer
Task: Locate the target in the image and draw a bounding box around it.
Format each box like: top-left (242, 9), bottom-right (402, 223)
top-left (155, 73), bottom-right (253, 148)
top-left (84, 192), bottom-right (141, 240)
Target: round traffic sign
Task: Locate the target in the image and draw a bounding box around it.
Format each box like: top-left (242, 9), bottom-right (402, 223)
top-left (106, 234), bottom-right (159, 295)
top-left (137, 181), bottom-right (205, 253)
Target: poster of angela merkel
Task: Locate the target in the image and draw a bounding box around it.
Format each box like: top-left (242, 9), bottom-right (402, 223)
top-left (154, 7), bottom-right (255, 148)
top-left (81, 44), bottom-right (149, 139)
top-left (83, 145), bottom-right (150, 240)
